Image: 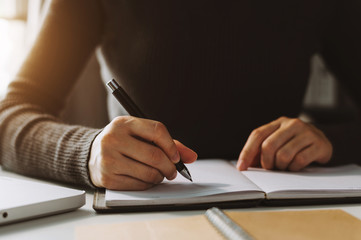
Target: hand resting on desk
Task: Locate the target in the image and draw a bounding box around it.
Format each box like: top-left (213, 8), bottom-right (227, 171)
top-left (237, 116), bottom-right (333, 172)
top-left (89, 116), bottom-right (197, 190)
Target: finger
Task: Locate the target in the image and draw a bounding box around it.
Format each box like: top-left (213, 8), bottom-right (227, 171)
top-left (260, 129), bottom-right (296, 170)
top-left (109, 136), bottom-right (177, 180)
top-left (174, 140), bottom-right (198, 164)
top-left (240, 151), bottom-right (261, 169)
top-left (111, 154), bottom-right (164, 184)
top-left (274, 133), bottom-right (313, 170)
top-left (118, 117), bottom-right (181, 164)
top-left (260, 118), bottom-right (311, 170)
top-left (101, 174), bottom-right (155, 191)
top-left (260, 118), bottom-right (309, 170)
top-left (288, 144), bottom-right (318, 171)
top-left (237, 120), bottom-right (281, 170)
top-left (249, 151), bottom-right (262, 167)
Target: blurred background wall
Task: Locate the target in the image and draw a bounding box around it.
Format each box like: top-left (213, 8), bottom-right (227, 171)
top-left (0, 0), bottom-right (108, 128)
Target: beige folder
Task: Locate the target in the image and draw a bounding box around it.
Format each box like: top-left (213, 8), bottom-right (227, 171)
top-left (76, 209), bottom-right (361, 240)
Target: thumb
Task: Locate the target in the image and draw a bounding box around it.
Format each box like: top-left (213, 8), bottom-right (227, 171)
top-left (174, 140), bottom-right (198, 164)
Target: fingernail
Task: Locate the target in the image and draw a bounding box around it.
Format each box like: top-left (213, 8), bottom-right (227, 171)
top-left (236, 160), bottom-right (241, 170)
top-left (236, 160), bottom-right (242, 170)
top-left (191, 149), bottom-right (198, 159)
top-left (171, 151), bottom-right (180, 163)
top-left (237, 160), bottom-right (246, 171)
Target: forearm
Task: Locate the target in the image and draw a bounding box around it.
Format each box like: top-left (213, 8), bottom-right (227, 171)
top-left (0, 99), bottom-right (101, 187)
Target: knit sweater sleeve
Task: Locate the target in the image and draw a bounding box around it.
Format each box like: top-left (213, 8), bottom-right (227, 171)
top-left (317, 0), bottom-right (361, 165)
top-left (0, 0), bottom-right (103, 187)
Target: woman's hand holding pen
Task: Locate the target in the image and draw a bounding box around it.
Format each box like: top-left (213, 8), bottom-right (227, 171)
top-left (88, 116), bottom-right (197, 190)
top-left (237, 116), bottom-right (333, 172)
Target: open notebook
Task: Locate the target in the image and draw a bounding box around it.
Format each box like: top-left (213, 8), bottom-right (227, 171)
top-left (93, 160), bottom-right (361, 212)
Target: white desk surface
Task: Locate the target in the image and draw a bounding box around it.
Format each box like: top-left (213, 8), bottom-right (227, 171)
top-left (2, 167), bottom-right (361, 240)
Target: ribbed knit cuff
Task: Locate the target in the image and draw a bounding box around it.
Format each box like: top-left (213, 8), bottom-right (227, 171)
top-left (81, 128), bottom-right (103, 188)
top-left (0, 103), bottom-right (105, 189)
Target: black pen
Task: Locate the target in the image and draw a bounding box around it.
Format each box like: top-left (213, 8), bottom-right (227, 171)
top-left (107, 79), bottom-right (193, 182)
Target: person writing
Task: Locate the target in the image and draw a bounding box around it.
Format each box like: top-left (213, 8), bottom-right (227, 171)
top-left (0, 0), bottom-right (360, 191)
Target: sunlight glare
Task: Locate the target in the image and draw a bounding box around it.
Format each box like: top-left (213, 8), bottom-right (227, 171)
top-left (0, 18), bottom-right (26, 97)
